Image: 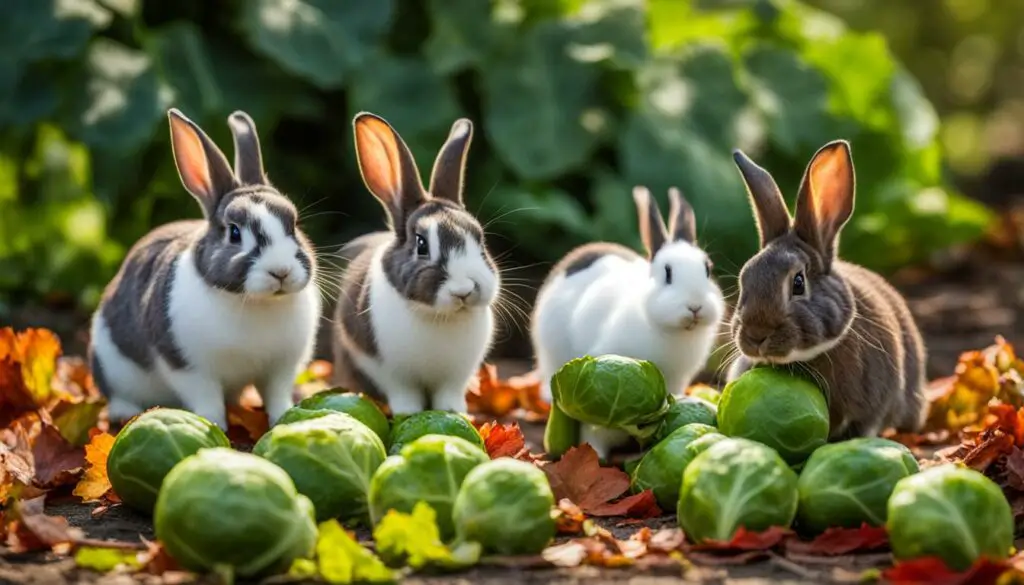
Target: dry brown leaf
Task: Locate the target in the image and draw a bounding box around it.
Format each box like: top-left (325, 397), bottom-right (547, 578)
top-left (32, 423), bottom-right (85, 488)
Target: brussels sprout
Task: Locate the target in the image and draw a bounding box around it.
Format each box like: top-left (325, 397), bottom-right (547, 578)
top-left (796, 438), bottom-right (917, 533)
top-left (453, 459), bottom-right (555, 554)
top-left (887, 464), bottom-right (1013, 570)
top-left (107, 408), bottom-right (230, 513)
top-left (252, 413), bottom-right (386, 522)
top-left (654, 396), bottom-right (718, 443)
top-left (277, 406), bottom-right (334, 426)
top-left (297, 390), bottom-right (390, 447)
top-left (544, 401), bottom-right (580, 458)
top-left (631, 424), bottom-right (722, 510)
top-left (369, 434), bottom-right (489, 540)
top-left (154, 448), bottom-right (316, 576)
top-left (718, 367), bottom-right (829, 464)
top-left (678, 438), bottom-right (799, 543)
top-left (388, 411), bottom-right (484, 455)
top-left (551, 355), bottom-right (670, 440)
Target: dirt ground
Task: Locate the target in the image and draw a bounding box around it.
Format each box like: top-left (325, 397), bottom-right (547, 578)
top-left (2, 250), bottom-right (1024, 583)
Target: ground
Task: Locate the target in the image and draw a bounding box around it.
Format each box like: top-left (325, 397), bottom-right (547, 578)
top-left (2, 247), bottom-right (1023, 584)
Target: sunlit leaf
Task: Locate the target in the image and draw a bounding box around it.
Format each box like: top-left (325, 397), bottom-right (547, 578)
top-left (75, 546), bottom-right (142, 572)
top-left (73, 431), bottom-right (115, 503)
top-left (373, 502), bottom-right (479, 570)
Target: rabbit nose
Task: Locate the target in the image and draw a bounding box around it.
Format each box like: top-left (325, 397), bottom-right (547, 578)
top-left (449, 281), bottom-right (477, 301)
top-left (688, 305), bottom-right (702, 317)
top-left (269, 268), bottom-right (291, 282)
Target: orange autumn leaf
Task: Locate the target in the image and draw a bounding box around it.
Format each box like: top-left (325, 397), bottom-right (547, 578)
top-left (477, 421), bottom-right (528, 459)
top-left (926, 337), bottom-right (1024, 433)
top-left (0, 328), bottom-right (62, 423)
top-left (467, 364), bottom-right (549, 420)
top-left (73, 431), bottom-right (116, 503)
top-left (227, 403), bottom-right (269, 444)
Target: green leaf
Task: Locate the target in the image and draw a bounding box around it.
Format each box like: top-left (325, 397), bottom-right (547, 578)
top-left (803, 31), bottom-right (895, 129)
top-left (0, 66), bottom-right (60, 127)
top-left (66, 39), bottom-right (163, 153)
top-left (889, 68), bottom-right (939, 150)
top-left (588, 168), bottom-right (642, 247)
top-left (314, 520), bottom-right (394, 584)
top-left (423, 0), bottom-right (511, 74)
top-left (373, 502), bottom-right (479, 570)
top-left (481, 22), bottom-right (602, 180)
top-left (147, 23), bottom-right (222, 118)
top-left (564, 0), bottom-right (648, 68)
top-left (240, 0), bottom-right (394, 89)
top-left (347, 53), bottom-right (461, 167)
top-left (0, 0), bottom-right (111, 63)
top-left (74, 546), bottom-right (141, 572)
top-left (96, 0), bottom-right (138, 17)
top-left (52, 400), bottom-right (105, 447)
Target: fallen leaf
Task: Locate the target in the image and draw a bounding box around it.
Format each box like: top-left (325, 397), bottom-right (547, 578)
top-left (1006, 448), bottom-right (1024, 491)
top-left (542, 444), bottom-right (631, 515)
top-left (73, 431), bottom-right (116, 503)
top-left (785, 524), bottom-right (889, 556)
top-left (646, 528), bottom-right (685, 554)
top-left (5, 495), bottom-right (83, 553)
top-left (467, 365), bottom-right (549, 420)
top-left (686, 550), bottom-right (769, 565)
top-left (963, 429), bottom-right (1014, 472)
top-left (553, 499), bottom-right (588, 534)
top-left (690, 526), bottom-right (792, 552)
top-left (373, 501), bottom-right (479, 570)
top-left (75, 546), bottom-right (143, 572)
top-left (588, 489), bottom-right (662, 518)
top-left (227, 402), bottom-right (269, 444)
top-left (303, 520), bottom-right (394, 583)
top-left (542, 540), bottom-right (588, 568)
top-left (984, 404), bottom-right (1024, 447)
top-left (477, 421), bottom-right (527, 459)
top-left (541, 528), bottom-right (650, 569)
top-left (0, 328), bottom-right (62, 424)
top-left (926, 337), bottom-right (1024, 434)
top-left (50, 399), bottom-right (105, 448)
top-left (882, 556), bottom-right (1016, 585)
top-left (32, 423), bottom-right (85, 487)
top-left (138, 539), bottom-right (181, 575)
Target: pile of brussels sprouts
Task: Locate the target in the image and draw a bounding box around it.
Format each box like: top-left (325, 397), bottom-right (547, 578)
top-left (105, 392), bottom-right (555, 578)
top-left (558, 357), bottom-right (1013, 571)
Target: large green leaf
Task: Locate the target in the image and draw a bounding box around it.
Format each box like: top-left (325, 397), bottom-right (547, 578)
top-left (0, 66), bottom-right (59, 127)
top-left (0, 0), bottom-right (111, 63)
top-left (423, 0), bottom-right (512, 75)
top-left (65, 39), bottom-right (163, 153)
top-left (148, 22), bottom-right (221, 118)
top-left (239, 0), bottom-right (394, 89)
top-left (803, 31), bottom-right (894, 129)
top-left (565, 0), bottom-right (648, 69)
top-left (589, 168), bottom-right (642, 247)
top-left (482, 22), bottom-right (602, 181)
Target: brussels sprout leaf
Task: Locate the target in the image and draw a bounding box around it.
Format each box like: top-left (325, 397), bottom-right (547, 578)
top-left (74, 546), bottom-right (142, 572)
top-left (542, 444), bottom-right (662, 517)
top-left (688, 526), bottom-right (792, 552)
top-left (785, 524), bottom-right (889, 556)
top-left (882, 556), bottom-right (1016, 585)
top-left (72, 430), bottom-right (116, 503)
top-left (373, 502), bottom-right (480, 570)
top-left (291, 520), bottom-right (394, 584)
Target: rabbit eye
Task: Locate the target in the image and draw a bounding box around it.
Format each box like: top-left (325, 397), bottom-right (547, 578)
top-left (228, 224), bottom-right (242, 245)
top-left (792, 272), bottom-right (806, 296)
top-left (705, 260), bottom-right (713, 278)
top-left (664, 265), bottom-right (673, 285)
top-left (415, 234), bottom-right (429, 257)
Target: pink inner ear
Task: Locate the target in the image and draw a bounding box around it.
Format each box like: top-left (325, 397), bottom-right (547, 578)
top-left (170, 119), bottom-right (213, 198)
top-left (808, 147), bottom-right (849, 224)
top-left (355, 118), bottom-right (402, 204)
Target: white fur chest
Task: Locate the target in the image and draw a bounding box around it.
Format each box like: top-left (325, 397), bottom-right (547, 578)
top-left (365, 247), bottom-right (493, 390)
top-left (168, 249), bottom-right (321, 389)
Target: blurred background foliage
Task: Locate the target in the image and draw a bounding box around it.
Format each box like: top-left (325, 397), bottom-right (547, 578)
top-left (0, 0), bottom-right (1014, 316)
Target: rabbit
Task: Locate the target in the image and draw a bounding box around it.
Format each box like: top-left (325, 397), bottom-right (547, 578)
top-left (726, 140), bottom-right (927, 439)
top-left (88, 108), bottom-right (321, 430)
top-left (531, 186), bottom-right (725, 458)
top-left (332, 112), bottom-right (499, 415)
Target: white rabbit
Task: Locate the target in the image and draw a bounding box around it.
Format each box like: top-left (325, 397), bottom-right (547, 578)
top-left (89, 109), bottom-right (321, 430)
top-left (531, 187), bottom-right (725, 457)
top-left (332, 113), bottom-right (499, 415)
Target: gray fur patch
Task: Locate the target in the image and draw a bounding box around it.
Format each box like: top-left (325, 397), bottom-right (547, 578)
top-left (89, 346), bottom-right (110, 398)
top-left (557, 242), bottom-right (640, 278)
top-left (332, 345), bottom-right (387, 403)
top-left (334, 248), bottom-right (378, 357)
top-left (98, 221), bottom-right (198, 371)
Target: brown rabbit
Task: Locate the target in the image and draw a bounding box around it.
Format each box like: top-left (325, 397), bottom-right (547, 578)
top-left (727, 140), bottom-right (927, 439)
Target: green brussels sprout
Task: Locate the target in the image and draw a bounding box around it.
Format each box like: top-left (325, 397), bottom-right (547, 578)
top-left (154, 448), bottom-right (316, 576)
top-left (551, 355), bottom-right (670, 441)
top-left (252, 413), bottom-right (386, 522)
top-left (718, 367), bottom-right (829, 464)
top-left (654, 396), bottom-right (718, 443)
top-left (688, 385), bottom-right (722, 405)
top-left (631, 424), bottom-right (723, 510)
top-left (678, 438), bottom-right (799, 543)
top-left (887, 464), bottom-right (1013, 570)
top-left (297, 390), bottom-right (390, 447)
top-left (544, 401), bottom-right (580, 458)
top-left (369, 434), bottom-right (489, 540)
top-left (107, 408), bottom-right (230, 513)
top-left (388, 411), bottom-right (484, 455)
top-left (276, 406), bottom-right (333, 426)
top-left (452, 459), bottom-right (555, 554)
top-left (796, 438), bottom-right (918, 534)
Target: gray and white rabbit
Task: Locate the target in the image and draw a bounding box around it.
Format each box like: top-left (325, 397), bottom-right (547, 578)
top-left (531, 187), bottom-right (725, 457)
top-left (727, 140), bottom-right (927, 438)
top-left (88, 109), bottom-right (321, 430)
top-left (332, 113), bottom-right (499, 415)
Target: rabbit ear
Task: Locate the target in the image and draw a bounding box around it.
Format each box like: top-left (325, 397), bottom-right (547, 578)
top-left (667, 187), bottom-right (696, 243)
top-left (227, 111), bottom-right (267, 186)
top-left (632, 186), bottom-right (669, 258)
top-left (353, 112), bottom-right (428, 231)
top-left (794, 140), bottom-right (855, 264)
top-left (168, 108), bottom-right (237, 217)
top-left (732, 149), bottom-right (791, 248)
top-left (429, 118), bottom-right (473, 206)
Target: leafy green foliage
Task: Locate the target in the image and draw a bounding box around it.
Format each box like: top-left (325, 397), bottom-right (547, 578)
top-left (289, 519), bottom-right (395, 584)
top-left (0, 0), bottom-right (992, 309)
top-left (373, 501), bottom-right (481, 570)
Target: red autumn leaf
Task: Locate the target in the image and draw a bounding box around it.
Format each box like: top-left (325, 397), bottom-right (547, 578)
top-left (542, 444), bottom-right (632, 515)
top-left (588, 489), bottom-right (662, 518)
top-left (690, 526), bottom-right (792, 552)
top-left (963, 429), bottom-right (1015, 472)
top-left (883, 556), bottom-right (1014, 585)
top-left (477, 421), bottom-right (527, 459)
top-left (784, 524), bottom-right (889, 556)
top-left (31, 423), bottom-right (85, 488)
